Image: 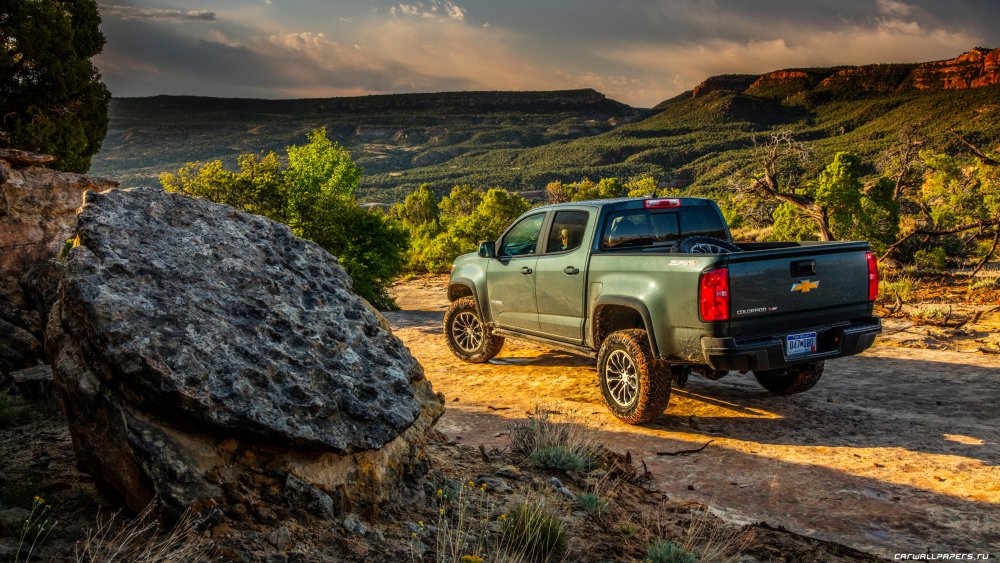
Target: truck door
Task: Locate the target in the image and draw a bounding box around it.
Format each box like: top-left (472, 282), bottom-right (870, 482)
top-left (487, 212), bottom-right (545, 332)
top-left (534, 209), bottom-right (591, 342)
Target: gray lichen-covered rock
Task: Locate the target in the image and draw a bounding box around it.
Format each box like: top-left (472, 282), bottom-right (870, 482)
top-left (47, 187), bottom-right (443, 519)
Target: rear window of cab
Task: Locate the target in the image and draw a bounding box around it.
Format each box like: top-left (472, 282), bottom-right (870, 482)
top-left (601, 207), bottom-right (727, 250)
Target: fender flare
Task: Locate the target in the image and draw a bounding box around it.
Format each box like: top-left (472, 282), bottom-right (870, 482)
top-left (592, 295), bottom-right (660, 358)
top-left (448, 278), bottom-right (488, 319)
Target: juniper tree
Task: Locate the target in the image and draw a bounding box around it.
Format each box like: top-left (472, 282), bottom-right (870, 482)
top-left (0, 0), bottom-right (111, 172)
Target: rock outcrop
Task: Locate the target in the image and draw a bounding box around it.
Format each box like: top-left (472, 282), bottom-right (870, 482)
top-left (691, 75), bottom-right (758, 98)
top-left (46, 187), bottom-right (444, 520)
top-left (0, 150), bottom-right (116, 279)
top-left (683, 48), bottom-right (1000, 102)
top-left (0, 150), bottom-right (111, 379)
top-left (911, 47), bottom-right (1000, 90)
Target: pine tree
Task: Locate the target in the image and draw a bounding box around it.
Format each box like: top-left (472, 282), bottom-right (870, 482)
top-left (0, 0), bottom-right (111, 172)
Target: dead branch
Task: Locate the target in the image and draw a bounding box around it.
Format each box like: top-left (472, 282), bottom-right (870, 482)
top-left (656, 440), bottom-right (714, 456)
top-left (880, 217), bottom-right (1000, 261)
top-left (949, 129), bottom-right (1000, 167)
top-left (970, 224), bottom-right (1000, 277)
top-left (745, 131), bottom-right (833, 240)
top-left (955, 306), bottom-right (1000, 329)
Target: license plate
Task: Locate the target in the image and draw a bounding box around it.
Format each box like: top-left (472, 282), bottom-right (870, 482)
top-left (786, 332), bottom-right (817, 356)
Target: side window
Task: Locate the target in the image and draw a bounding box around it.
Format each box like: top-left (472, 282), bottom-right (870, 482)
top-left (545, 210), bottom-right (589, 253)
top-left (602, 210), bottom-right (679, 249)
top-left (500, 214), bottom-right (545, 257)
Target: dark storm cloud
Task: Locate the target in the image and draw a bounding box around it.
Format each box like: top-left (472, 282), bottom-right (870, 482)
top-left (93, 0), bottom-right (1000, 106)
top-left (95, 16), bottom-right (476, 98)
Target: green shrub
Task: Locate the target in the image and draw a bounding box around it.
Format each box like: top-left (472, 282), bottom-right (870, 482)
top-left (646, 539), bottom-right (698, 563)
top-left (500, 499), bottom-right (565, 560)
top-left (913, 247), bottom-right (948, 271)
top-left (576, 492), bottom-right (608, 516)
top-left (878, 275), bottom-right (916, 305)
top-left (970, 276), bottom-right (1000, 290)
top-left (508, 407), bottom-right (601, 473)
top-left (528, 446), bottom-right (596, 472)
top-left (0, 393), bottom-right (26, 427)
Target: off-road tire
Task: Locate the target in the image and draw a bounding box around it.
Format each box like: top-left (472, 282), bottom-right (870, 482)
top-left (753, 361), bottom-right (825, 395)
top-left (597, 329), bottom-right (672, 424)
top-left (443, 297), bottom-right (504, 363)
top-left (670, 236), bottom-right (742, 254)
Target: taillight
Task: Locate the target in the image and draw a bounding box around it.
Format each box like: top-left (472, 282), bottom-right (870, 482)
top-left (866, 251), bottom-right (879, 302)
top-left (699, 267), bottom-right (729, 322)
top-left (644, 198), bottom-right (681, 209)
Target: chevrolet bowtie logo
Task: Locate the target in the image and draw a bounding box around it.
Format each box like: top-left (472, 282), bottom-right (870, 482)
top-left (791, 279), bottom-right (819, 293)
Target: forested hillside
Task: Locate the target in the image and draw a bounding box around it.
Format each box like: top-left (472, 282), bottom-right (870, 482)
top-left (90, 48), bottom-right (1000, 202)
top-left (91, 89), bottom-right (644, 200)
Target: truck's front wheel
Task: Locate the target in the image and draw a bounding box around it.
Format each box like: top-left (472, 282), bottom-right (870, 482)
top-left (444, 297), bottom-right (504, 363)
top-left (753, 361), bottom-right (824, 395)
top-left (597, 329), bottom-right (672, 424)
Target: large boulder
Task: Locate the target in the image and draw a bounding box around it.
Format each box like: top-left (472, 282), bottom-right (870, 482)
top-left (46, 187), bottom-right (443, 520)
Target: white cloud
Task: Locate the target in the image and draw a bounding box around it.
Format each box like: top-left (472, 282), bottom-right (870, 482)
top-left (100, 4), bottom-right (216, 22)
top-left (593, 17), bottom-right (980, 105)
top-left (391, 1), bottom-right (466, 21)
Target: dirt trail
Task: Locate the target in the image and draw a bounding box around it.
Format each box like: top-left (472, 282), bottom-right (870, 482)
top-left (387, 276), bottom-right (1000, 559)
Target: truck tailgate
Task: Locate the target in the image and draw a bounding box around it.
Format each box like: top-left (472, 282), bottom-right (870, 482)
top-left (726, 242), bottom-right (871, 338)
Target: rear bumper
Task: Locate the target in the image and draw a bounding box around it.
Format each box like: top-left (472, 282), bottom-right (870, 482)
top-left (700, 317), bottom-right (881, 372)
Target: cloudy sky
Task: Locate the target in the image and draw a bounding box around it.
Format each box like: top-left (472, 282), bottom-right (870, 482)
top-left (94, 0), bottom-right (1000, 107)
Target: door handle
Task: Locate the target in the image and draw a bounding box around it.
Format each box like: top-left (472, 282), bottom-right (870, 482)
top-left (520, 266), bottom-right (533, 275)
top-left (563, 266), bottom-right (580, 275)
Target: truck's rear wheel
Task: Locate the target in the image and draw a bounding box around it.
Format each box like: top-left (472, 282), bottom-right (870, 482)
top-left (753, 361), bottom-right (824, 395)
top-left (597, 329), bottom-right (671, 424)
top-left (444, 297), bottom-right (504, 363)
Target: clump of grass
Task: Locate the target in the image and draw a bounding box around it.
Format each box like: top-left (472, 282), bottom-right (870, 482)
top-left (878, 274), bottom-right (916, 306)
top-left (618, 522), bottom-right (638, 536)
top-left (74, 502), bottom-right (214, 563)
top-left (646, 539), bottom-right (697, 563)
top-left (499, 498), bottom-right (565, 561)
top-left (914, 304), bottom-right (951, 322)
top-left (0, 392), bottom-right (27, 427)
top-left (576, 492), bottom-right (608, 517)
top-left (970, 276), bottom-right (1000, 290)
top-left (644, 500), bottom-right (756, 563)
top-left (527, 446), bottom-right (595, 472)
top-left (508, 406), bottom-right (602, 472)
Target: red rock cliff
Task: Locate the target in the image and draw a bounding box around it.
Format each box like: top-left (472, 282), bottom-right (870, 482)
top-left (910, 47), bottom-right (1000, 90)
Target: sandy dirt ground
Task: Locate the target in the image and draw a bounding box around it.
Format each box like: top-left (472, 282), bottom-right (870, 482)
top-left (387, 276), bottom-right (1000, 559)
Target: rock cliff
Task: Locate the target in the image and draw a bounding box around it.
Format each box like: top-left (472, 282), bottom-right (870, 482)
top-left (910, 47), bottom-right (1000, 90)
top-left (686, 48), bottom-right (1000, 100)
top-left (46, 187), bottom-right (444, 520)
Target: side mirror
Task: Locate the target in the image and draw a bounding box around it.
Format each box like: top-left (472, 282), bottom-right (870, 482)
top-left (478, 241), bottom-right (496, 259)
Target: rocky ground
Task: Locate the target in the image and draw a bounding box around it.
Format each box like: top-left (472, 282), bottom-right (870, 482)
top-left (0, 396), bottom-right (876, 562)
top-left (386, 274), bottom-right (1000, 560)
top-left (0, 272), bottom-right (995, 562)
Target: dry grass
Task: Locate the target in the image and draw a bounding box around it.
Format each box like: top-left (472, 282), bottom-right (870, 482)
top-left (74, 503), bottom-right (214, 563)
top-left (642, 499), bottom-right (755, 563)
top-left (507, 406), bottom-right (603, 472)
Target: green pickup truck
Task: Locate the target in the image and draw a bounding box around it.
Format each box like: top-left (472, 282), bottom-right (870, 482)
top-left (444, 197), bottom-right (881, 423)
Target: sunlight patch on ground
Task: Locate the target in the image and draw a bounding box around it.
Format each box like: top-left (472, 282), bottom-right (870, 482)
top-left (942, 433), bottom-right (986, 445)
